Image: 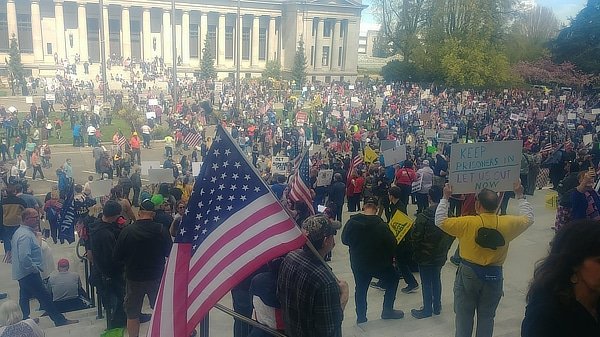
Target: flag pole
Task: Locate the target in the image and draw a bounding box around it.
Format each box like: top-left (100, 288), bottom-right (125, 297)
top-left (213, 304), bottom-right (286, 337)
top-left (217, 125), bottom-right (341, 281)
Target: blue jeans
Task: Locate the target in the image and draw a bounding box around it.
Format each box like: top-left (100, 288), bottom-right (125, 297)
top-left (2, 225), bottom-right (18, 253)
top-left (419, 265), bottom-right (442, 314)
top-left (454, 263), bottom-right (503, 337)
top-left (352, 266), bottom-right (399, 321)
top-left (18, 272), bottom-right (67, 326)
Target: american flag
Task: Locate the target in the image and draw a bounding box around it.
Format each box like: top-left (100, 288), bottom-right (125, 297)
top-left (117, 134), bottom-right (127, 148)
top-left (347, 155), bottom-right (364, 182)
top-left (288, 149), bottom-right (315, 214)
top-left (541, 142), bottom-right (554, 154)
top-left (148, 125), bottom-right (305, 337)
top-left (289, 138), bottom-right (303, 170)
top-left (184, 130), bottom-right (202, 148)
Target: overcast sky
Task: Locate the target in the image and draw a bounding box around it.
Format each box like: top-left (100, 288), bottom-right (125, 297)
top-left (360, 0), bottom-right (588, 34)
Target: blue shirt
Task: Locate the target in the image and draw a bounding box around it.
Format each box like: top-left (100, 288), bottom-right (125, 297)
top-left (11, 225), bottom-right (43, 281)
top-left (73, 124), bottom-right (81, 137)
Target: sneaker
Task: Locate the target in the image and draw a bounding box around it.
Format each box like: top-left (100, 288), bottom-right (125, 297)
top-left (369, 281), bottom-right (384, 290)
top-left (56, 319), bottom-right (79, 327)
top-left (356, 317), bottom-right (368, 324)
top-left (401, 284), bottom-right (419, 294)
top-left (410, 308), bottom-right (432, 319)
top-left (381, 309), bottom-right (404, 320)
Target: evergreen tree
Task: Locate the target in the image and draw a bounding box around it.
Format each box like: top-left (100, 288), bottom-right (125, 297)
top-left (199, 34), bottom-right (216, 80)
top-left (8, 34), bottom-right (24, 95)
top-left (291, 37), bottom-right (307, 88)
top-left (262, 60), bottom-right (282, 80)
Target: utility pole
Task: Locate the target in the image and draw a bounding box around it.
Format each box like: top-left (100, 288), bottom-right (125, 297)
top-left (171, 0), bottom-right (178, 110)
top-left (99, 0), bottom-right (108, 103)
top-left (236, 0), bottom-right (241, 112)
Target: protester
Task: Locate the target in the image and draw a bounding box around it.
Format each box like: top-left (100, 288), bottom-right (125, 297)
top-left (47, 259), bottom-right (90, 313)
top-left (0, 300), bottom-right (44, 337)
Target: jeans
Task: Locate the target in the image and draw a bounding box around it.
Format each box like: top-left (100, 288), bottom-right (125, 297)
top-left (416, 193), bottom-right (429, 213)
top-left (419, 265), bottom-right (442, 314)
top-left (98, 275), bottom-right (127, 329)
top-left (132, 187), bottom-right (141, 207)
top-left (131, 149), bottom-right (141, 165)
top-left (231, 286), bottom-right (253, 337)
top-left (32, 165), bottom-right (44, 179)
top-left (454, 263), bottom-right (503, 337)
top-left (2, 225), bottom-right (18, 253)
top-left (142, 134), bottom-right (151, 148)
top-left (352, 266), bottom-right (399, 321)
top-left (165, 146), bottom-right (173, 157)
top-left (398, 184), bottom-right (411, 212)
top-left (18, 272), bottom-right (67, 326)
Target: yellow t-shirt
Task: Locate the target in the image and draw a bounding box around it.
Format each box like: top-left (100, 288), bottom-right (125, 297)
top-left (441, 213), bottom-right (530, 266)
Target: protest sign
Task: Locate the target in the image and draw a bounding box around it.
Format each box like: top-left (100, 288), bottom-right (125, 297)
top-left (214, 82), bottom-right (223, 93)
top-left (559, 95), bottom-right (567, 101)
top-left (146, 111), bottom-right (156, 119)
top-left (295, 111), bottom-right (308, 126)
top-left (388, 210), bottom-right (414, 243)
top-left (316, 169), bottom-right (334, 187)
top-left (25, 96), bottom-right (33, 104)
top-left (141, 161), bottom-right (161, 175)
top-left (89, 180), bottom-right (113, 197)
top-left (272, 156), bottom-right (289, 176)
top-left (380, 140), bottom-right (399, 152)
top-left (45, 93), bottom-right (56, 101)
top-left (375, 97), bottom-right (384, 110)
top-left (192, 162), bottom-right (203, 176)
top-left (148, 168), bottom-right (173, 183)
top-left (343, 111), bottom-right (350, 119)
top-left (438, 130), bottom-right (456, 143)
top-left (448, 140), bottom-right (522, 194)
top-left (567, 113), bottom-right (577, 120)
top-left (584, 134), bottom-right (593, 146)
top-left (348, 85), bottom-right (355, 90)
top-left (592, 109), bottom-right (600, 115)
top-left (148, 98), bottom-right (159, 106)
top-left (382, 144), bottom-right (407, 167)
top-left (585, 113), bottom-right (596, 121)
top-left (510, 113), bottom-right (520, 121)
top-left (424, 129), bottom-right (437, 139)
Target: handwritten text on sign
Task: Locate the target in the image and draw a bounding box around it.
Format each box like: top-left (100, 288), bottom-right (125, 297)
top-left (449, 140), bottom-right (522, 194)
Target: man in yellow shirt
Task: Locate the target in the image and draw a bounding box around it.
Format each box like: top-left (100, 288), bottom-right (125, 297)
top-left (435, 181), bottom-right (534, 337)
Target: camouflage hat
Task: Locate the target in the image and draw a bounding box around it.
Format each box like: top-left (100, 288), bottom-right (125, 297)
top-left (301, 215), bottom-right (342, 242)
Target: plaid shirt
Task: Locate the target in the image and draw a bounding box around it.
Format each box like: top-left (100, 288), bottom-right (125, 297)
top-left (277, 248), bottom-right (343, 337)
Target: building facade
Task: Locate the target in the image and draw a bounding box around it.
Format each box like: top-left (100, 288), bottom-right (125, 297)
top-left (0, 0), bottom-right (365, 81)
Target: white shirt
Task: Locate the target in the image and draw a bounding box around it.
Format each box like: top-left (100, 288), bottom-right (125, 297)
top-left (141, 125), bottom-right (151, 134)
top-left (17, 159), bottom-right (27, 173)
top-left (87, 125), bottom-right (96, 135)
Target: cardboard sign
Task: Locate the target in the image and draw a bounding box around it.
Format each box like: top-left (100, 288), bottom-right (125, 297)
top-left (438, 130), bottom-right (456, 143)
top-left (584, 134), bottom-right (594, 146)
top-left (272, 156), bottom-right (289, 176)
top-left (559, 95), bottom-right (566, 101)
top-left (348, 85), bottom-right (355, 90)
top-left (192, 161), bottom-right (203, 176)
top-left (141, 161), bottom-right (161, 175)
top-left (388, 210), bottom-right (414, 243)
top-left (592, 109), bottom-right (600, 115)
top-left (380, 140), bottom-right (400, 152)
top-left (295, 111), bottom-right (308, 126)
top-left (148, 168), bottom-right (173, 183)
top-left (448, 140), bottom-right (522, 194)
top-left (148, 98), bottom-right (159, 106)
top-left (585, 113), bottom-right (596, 121)
top-left (510, 113), bottom-right (520, 121)
top-left (382, 144), bottom-right (407, 167)
top-left (89, 179), bottom-right (113, 197)
top-left (146, 111), bottom-right (156, 119)
top-left (45, 93), bottom-right (55, 101)
top-left (567, 113), bottom-right (577, 120)
top-left (25, 96), bottom-right (33, 104)
top-left (424, 129), bottom-right (437, 139)
top-left (316, 169), bottom-right (334, 187)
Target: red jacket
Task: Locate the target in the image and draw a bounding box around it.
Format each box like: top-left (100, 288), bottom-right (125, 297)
top-left (395, 167), bottom-right (416, 186)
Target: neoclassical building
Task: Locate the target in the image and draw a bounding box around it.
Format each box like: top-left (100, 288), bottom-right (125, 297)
top-left (0, 0), bottom-right (365, 81)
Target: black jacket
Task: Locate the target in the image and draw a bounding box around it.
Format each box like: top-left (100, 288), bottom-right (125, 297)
top-left (130, 172), bottom-right (142, 189)
top-left (113, 219), bottom-right (172, 281)
top-left (89, 220), bottom-right (124, 278)
top-left (329, 181), bottom-right (346, 206)
top-left (341, 213), bottom-right (396, 273)
top-left (411, 205), bottom-right (454, 266)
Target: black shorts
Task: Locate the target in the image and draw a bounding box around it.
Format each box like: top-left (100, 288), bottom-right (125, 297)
top-left (124, 278), bottom-right (160, 319)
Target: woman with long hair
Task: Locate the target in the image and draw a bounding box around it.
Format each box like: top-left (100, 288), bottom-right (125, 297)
top-left (522, 220), bottom-right (600, 336)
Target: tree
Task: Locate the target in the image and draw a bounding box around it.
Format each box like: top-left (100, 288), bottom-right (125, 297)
top-left (262, 60), bottom-right (281, 80)
top-left (116, 103), bottom-right (145, 131)
top-left (199, 34), bottom-right (216, 80)
top-left (505, 5), bottom-right (559, 63)
top-left (291, 38), bottom-right (307, 88)
top-left (513, 57), bottom-right (595, 87)
top-left (8, 34), bottom-right (24, 95)
top-left (552, 0), bottom-right (600, 74)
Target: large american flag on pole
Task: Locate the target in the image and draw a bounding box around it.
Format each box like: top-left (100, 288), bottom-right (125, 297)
top-left (184, 130), bottom-right (203, 148)
top-left (117, 134), bottom-right (127, 148)
top-left (148, 125), bottom-right (306, 337)
top-left (288, 149), bottom-right (315, 214)
top-left (347, 155), bottom-right (364, 182)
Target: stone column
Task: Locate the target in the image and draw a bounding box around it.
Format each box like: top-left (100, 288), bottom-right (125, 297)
top-left (344, 19), bottom-right (359, 71)
top-left (121, 6), bottom-right (131, 59)
top-left (102, 5), bottom-right (110, 58)
top-left (267, 16), bottom-right (275, 61)
top-left (55, 0), bottom-right (66, 59)
top-left (330, 19), bottom-right (340, 70)
top-left (6, 0), bottom-right (17, 41)
top-left (200, 12), bottom-right (207, 55)
top-left (142, 8), bottom-right (152, 60)
top-left (31, 0), bottom-right (44, 62)
top-left (314, 18), bottom-right (323, 69)
top-left (251, 15), bottom-right (259, 65)
top-left (303, 17), bottom-right (313, 66)
top-left (162, 9), bottom-right (172, 64)
top-left (182, 10), bottom-right (190, 65)
top-left (77, 2), bottom-right (88, 61)
top-left (217, 13), bottom-right (225, 65)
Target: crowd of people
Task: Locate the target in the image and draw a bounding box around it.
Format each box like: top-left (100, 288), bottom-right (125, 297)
top-left (0, 72), bottom-right (599, 337)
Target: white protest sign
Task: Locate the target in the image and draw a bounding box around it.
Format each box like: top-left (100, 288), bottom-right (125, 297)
top-left (343, 111), bottom-right (350, 119)
top-left (45, 93), bottom-right (55, 101)
top-left (89, 179), bottom-right (113, 197)
top-left (438, 130), bottom-right (457, 143)
top-left (141, 161), bottom-right (161, 175)
top-left (380, 140), bottom-right (399, 152)
top-left (448, 140), bottom-right (522, 194)
top-left (348, 85), bottom-right (355, 90)
top-left (192, 162), bottom-right (203, 176)
top-left (316, 169), bottom-right (334, 187)
top-left (592, 109), bottom-right (600, 115)
top-left (559, 95), bottom-right (567, 101)
top-left (585, 113), bottom-right (596, 121)
top-left (351, 97), bottom-right (359, 103)
top-left (148, 98), bottom-right (159, 106)
top-left (272, 156), bottom-right (289, 176)
top-left (424, 129), bottom-right (437, 139)
top-left (25, 96), bottom-right (33, 104)
top-left (148, 168), bottom-right (173, 183)
top-left (584, 134), bottom-right (594, 145)
top-left (375, 97), bottom-right (384, 110)
top-left (567, 113), bottom-right (577, 120)
top-left (510, 113), bottom-right (520, 121)
top-left (382, 144), bottom-right (407, 167)
top-left (214, 82), bottom-right (223, 93)
top-left (146, 111), bottom-right (156, 119)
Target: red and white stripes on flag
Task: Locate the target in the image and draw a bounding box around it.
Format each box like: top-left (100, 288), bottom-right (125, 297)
top-left (541, 143), bottom-right (554, 154)
top-left (288, 149), bottom-right (315, 214)
top-left (117, 135), bottom-right (127, 148)
top-left (184, 131), bottom-right (202, 148)
top-left (347, 155), bottom-right (364, 182)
